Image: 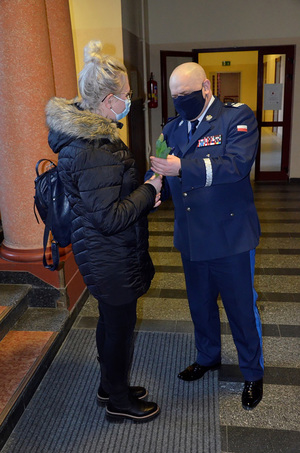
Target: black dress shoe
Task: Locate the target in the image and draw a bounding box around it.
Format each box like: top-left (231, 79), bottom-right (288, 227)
top-left (97, 386), bottom-right (148, 405)
top-left (178, 362), bottom-right (221, 381)
top-left (106, 398), bottom-right (160, 423)
top-left (242, 378), bottom-right (263, 410)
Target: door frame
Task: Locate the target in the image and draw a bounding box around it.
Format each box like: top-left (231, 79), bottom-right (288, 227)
top-left (255, 45), bottom-right (295, 181)
top-left (160, 50), bottom-right (197, 127)
top-left (160, 45), bottom-right (295, 181)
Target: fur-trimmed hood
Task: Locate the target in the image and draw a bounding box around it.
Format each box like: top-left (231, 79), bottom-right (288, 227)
top-left (46, 97), bottom-right (121, 153)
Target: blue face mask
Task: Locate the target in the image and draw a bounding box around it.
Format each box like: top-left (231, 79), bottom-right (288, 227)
top-left (111, 95), bottom-right (131, 121)
top-left (173, 89), bottom-right (205, 121)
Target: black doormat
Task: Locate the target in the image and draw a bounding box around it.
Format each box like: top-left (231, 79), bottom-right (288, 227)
top-left (2, 330), bottom-right (220, 453)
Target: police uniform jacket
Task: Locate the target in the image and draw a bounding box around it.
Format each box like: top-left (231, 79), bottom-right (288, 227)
top-left (163, 96), bottom-right (261, 261)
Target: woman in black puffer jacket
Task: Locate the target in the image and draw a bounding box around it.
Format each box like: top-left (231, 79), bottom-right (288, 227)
top-left (46, 41), bottom-right (162, 423)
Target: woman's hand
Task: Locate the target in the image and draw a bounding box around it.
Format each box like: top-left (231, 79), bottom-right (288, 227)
top-left (145, 173), bottom-right (163, 194)
top-left (153, 192), bottom-right (161, 208)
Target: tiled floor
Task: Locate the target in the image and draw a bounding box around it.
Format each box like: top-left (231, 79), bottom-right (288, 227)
top-left (1, 182), bottom-right (299, 452)
top-left (76, 182), bottom-right (300, 453)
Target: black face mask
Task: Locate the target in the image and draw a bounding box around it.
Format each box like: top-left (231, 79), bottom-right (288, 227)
top-left (173, 89), bottom-right (205, 121)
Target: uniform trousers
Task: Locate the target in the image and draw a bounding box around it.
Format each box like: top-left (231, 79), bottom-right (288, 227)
top-left (96, 299), bottom-right (137, 407)
top-left (181, 249), bottom-right (264, 381)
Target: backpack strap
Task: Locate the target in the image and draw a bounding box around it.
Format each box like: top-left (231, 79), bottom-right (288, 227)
top-left (41, 169), bottom-right (60, 271)
top-left (42, 224), bottom-right (60, 271)
top-left (35, 159), bottom-right (56, 177)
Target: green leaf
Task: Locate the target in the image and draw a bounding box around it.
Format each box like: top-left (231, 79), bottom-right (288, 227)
top-left (156, 133), bottom-right (172, 159)
top-left (153, 133), bottom-right (172, 176)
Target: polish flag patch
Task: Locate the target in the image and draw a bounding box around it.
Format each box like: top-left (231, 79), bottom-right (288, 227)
top-left (237, 124), bottom-right (248, 132)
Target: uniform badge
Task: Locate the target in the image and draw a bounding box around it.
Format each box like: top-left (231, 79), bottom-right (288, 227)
top-left (197, 135), bottom-right (222, 147)
top-left (237, 125), bottom-right (248, 132)
top-left (206, 115), bottom-right (213, 121)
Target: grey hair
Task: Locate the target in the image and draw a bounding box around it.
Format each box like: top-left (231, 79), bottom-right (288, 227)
top-left (78, 41), bottom-right (127, 111)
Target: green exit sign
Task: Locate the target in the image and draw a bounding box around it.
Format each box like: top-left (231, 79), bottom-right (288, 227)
top-left (222, 61), bottom-right (231, 66)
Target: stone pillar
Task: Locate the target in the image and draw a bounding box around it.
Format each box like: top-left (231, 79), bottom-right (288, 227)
top-left (45, 0), bottom-right (78, 97)
top-left (0, 1), bottom-right (85, 309)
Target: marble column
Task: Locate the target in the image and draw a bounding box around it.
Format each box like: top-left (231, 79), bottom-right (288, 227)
top-left (0, 0), bottom-right (85, 309)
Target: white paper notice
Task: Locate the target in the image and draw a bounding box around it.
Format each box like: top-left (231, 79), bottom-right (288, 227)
top-left (263, 84), bottom-right (283, 110)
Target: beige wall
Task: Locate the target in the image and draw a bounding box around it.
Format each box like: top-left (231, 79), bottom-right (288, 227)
top-left (68, 0), bottom-right (128, 144)
top-left (148, 0), bottom-right (299, 45)
top-left (146, 0), bottom-right (300, 179)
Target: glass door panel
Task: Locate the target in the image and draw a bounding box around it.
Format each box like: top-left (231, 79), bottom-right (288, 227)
top-left (262, 54), bottom-right (285, 122)
top-left (260, 126), bottom-right (282, 172)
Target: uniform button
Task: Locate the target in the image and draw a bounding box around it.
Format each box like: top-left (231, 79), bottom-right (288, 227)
top-left (230, 213), bottom-right (234, 216)
top-left (187, 207), bottom-right (191, 211)
top-left (183, 192), bottom-right (188, 197)
top-left (206, 153), bottom-right (211, 157)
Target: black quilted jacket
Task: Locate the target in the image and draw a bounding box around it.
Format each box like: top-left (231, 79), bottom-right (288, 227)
top-left (46, 97), bottom-right (156, 305)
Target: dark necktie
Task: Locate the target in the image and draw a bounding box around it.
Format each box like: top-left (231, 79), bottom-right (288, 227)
top-left (188, 120), bottom-right (198, 142)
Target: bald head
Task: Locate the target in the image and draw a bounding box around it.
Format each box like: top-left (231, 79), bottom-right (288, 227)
top-left (169, 62), bottom-right (207, 96)
top-left (169, 62), bottom-right (212, 120)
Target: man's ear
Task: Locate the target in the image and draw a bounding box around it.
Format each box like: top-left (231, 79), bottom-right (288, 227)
top-left (202, 79), bottom-right (211, 93)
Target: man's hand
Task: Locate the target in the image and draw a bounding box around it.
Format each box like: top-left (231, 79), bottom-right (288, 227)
top-left (150, 155), bottom-right (181, 177)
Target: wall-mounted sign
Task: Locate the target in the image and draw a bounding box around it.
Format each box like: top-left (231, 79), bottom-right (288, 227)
top-left (263, 83), bottom-right (283, 110)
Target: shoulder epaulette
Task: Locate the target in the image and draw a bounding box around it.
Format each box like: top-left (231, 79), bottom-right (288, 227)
top-left (224, 102), bottom-right (245, 108)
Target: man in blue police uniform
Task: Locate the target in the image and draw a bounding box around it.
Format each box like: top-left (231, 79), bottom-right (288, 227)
top-left (150, 62), bottom-right (264, 410)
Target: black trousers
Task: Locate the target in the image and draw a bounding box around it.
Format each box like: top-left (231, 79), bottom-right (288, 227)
top-left (96, 299), bottom-right (137, 407)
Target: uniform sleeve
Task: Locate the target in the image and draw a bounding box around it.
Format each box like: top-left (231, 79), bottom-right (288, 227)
top-left (71, 147), bottom-right (156, 236)
top-left (181, 105), bottom-right (259, 192)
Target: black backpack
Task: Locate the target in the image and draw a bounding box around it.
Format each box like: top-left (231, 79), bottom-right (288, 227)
top-left (34, 159), bottom-right (71, 271)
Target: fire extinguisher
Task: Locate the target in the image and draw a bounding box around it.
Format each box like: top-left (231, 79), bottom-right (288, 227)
top-left (147, 72), bottom-right (158, 108)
